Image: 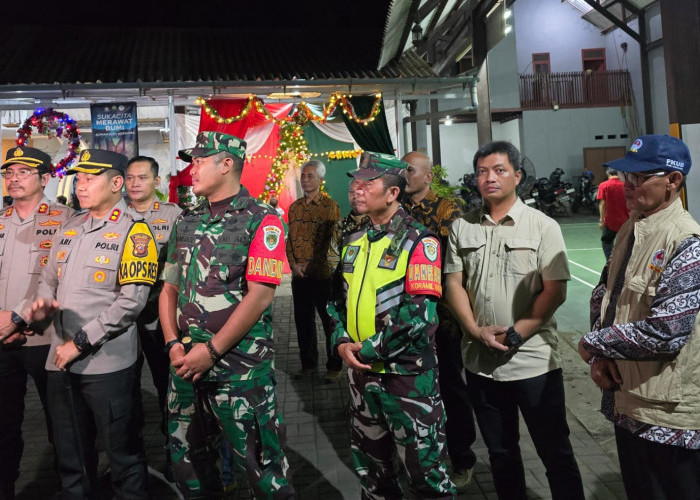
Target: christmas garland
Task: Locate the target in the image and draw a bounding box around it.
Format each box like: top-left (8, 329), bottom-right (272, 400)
top-left (16, 108), bottom-right (82, 177)
top-left (196, 92), bottom-right (382, 126)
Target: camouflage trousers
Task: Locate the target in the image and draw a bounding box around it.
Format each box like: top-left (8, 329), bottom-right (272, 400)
top-left (167, 370), bottom-right (294, 499)
top-left (348, 368), bottom-right (456, 499)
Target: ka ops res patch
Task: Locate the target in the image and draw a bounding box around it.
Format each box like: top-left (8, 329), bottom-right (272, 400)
top-left (118, 221), bottom-right (159, 285)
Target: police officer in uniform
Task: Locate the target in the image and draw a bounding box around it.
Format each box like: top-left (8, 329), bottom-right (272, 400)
top-left (0, 146), bottom-right (73, 499)
top-left (125, 155), bottom-right (181, 476)
top-left (28, 149), bottom-right (157, 499)
top-left (160, 131), bottom-right (293, 498)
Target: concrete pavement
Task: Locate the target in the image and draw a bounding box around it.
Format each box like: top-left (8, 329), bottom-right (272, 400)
top-left (14, 276), bottom-right (626, 499)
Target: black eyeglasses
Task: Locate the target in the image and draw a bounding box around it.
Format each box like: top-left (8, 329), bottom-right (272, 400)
top-left (1, 168), bottom-right (40, 180)
top-left (618, 170), bottom-right (669, 188)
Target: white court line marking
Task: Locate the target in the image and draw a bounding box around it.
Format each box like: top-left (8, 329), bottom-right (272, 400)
top-left (569, 259), bottom-right (602, 275)
top-left (571, 274), bottom-right (596, 288)
top-left (568, 248), bottom-right (601, 251)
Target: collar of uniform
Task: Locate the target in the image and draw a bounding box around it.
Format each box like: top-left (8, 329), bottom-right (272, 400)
top-left (479, 197), bottom-right (524, 225)
top-left (201, 185), bottom-right (251, 216)
top-left (634, 197), bottom-right (685, 231)
top-left (86, 198), bottom-right (129, 230)
top-left (368, 205), bottom-right (406, 235)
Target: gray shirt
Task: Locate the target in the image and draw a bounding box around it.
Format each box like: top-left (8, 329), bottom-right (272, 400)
top-left (35, 198), bottom-right (157, 374)
top-left (0, 196), bottom-right (74, 347)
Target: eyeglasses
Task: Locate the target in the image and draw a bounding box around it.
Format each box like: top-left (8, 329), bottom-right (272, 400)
top-left (2, 168), bottom-right (39, 180)
top-left (618, 170), bottom-right (668, 188)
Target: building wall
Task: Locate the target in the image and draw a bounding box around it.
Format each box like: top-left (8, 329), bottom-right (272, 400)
top-left (520, 107), bottom-right (629, 181)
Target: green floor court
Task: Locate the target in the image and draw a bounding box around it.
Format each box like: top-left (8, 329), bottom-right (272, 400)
top-left (556, 217), bottom-right (608, 339)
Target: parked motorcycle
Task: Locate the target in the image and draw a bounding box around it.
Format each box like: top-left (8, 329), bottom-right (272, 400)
top-left (532, 168), bottom-right (573, 217)
top-left (571, 170), bottom-right (598, 214)
top-left (460, 173), bottom-right (482, 210)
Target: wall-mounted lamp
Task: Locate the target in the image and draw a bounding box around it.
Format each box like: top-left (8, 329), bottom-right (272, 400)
top-left (504, 8), bottom-right (512, 20)
top-left (444, 115), bottom-right (453, 126)
top-left (552, 102), bottom-right (560, 111)
top-left (412, 23), bottom-right (423, 45)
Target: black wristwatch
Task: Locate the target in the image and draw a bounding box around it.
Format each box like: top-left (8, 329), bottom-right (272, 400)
top-left (505, 326), bottom-right (523, 348)
top-left (73, 329), bottom-right (92, 353)
top-left (164, 339), bottom-right (182, 355)
top-left (11, 311), bottom-right (28, 331)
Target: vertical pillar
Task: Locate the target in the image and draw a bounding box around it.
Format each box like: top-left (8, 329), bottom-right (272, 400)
top-left (430, 98), bottom-right (441, 166)
top-left (476, 59), bottom-right (492, 146)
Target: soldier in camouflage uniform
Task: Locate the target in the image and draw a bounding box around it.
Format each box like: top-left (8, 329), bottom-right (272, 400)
top-left (160, 132), bottom-right (293, 499)
top-left (0, 146), bottom-right (74, 499)
top-left (329, 152), bottom-right (455, 499)
top-left (401, 151), bottom-right (476, 490)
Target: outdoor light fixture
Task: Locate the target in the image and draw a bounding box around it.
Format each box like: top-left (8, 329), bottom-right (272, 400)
top-left (444, 115), bottom-right (453, 126)
top-left (412, 23), bottom-right (423, 45)
top-left (504, 8), bottom-right (512, 19)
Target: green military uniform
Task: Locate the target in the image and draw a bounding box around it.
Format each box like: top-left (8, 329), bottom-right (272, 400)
top-left (402, 190), bottom-right (477, 474)
top-left (163, 132), bottom-right (292, 499)
top-left (330, 152), bottom-right (455, 499)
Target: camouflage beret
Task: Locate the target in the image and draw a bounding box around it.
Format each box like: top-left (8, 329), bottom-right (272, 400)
top-left (1, 146), bottom-right (53, 174)
top-left (179, 131), bottom-right (247, 163)
top-left (66, 149), bottom-right (128, 176)
top-left (347, 151), bottom-right (407, 180)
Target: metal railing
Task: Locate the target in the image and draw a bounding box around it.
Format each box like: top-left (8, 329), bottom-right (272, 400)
top-left (519, 70), bottom-right (633, 109)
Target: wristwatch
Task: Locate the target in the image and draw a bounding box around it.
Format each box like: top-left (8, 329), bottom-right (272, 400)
top-left (164, 339), bottom-right (182, 355)
top-left (11, 311), bottom-right (28, 331)
top-left (505, 326), bottom-right (523, 348)
top-left (73, 329), bottom-right (92, 353)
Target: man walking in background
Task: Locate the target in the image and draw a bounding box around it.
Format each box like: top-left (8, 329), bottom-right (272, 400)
top-left (597, 167), bottom-right (629, 260)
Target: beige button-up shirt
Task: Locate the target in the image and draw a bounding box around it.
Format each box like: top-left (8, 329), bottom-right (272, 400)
top-left (445, 198), bottom-right (570, 381)
top-left (0, 197), bottom-right (74, 346)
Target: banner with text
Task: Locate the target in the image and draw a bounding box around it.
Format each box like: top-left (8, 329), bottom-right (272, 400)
top-left (90, 102), bottom-right (138, 157)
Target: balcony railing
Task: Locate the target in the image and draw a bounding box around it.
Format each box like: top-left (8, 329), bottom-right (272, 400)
top-left (519, 70), bottom-right (633, 109)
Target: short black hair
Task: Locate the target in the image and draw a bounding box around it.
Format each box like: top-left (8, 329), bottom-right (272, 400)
top-left (473, 141), bottom-right (521, 172)
top-left (379, 173), bottom-right (406, 198)
top-left (103, 168), bottom-right (123, 182)
top-left (127, 156), bottom-right (159, 178)
top-left (215, 151), bottom-right (244, 175)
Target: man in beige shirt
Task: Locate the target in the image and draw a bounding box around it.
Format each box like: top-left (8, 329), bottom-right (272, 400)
top-left (444, 141), bottom-right (583, 500)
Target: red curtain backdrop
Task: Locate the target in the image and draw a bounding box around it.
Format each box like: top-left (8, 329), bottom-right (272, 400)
top-left (169, 100), bottom-right (289, 208)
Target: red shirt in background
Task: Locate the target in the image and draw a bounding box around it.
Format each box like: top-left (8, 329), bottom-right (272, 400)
top-left (597, 177), bottom-right (629, 232)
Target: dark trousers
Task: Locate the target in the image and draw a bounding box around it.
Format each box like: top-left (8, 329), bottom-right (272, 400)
top-left (0, 344), bottom-right (52, 499)
top-left (434, 320), bottom-right (476, 470)
top-left (615, 425), bottom-right (700, 499)
top-left (601, 225), bottom-right (618, 261)
top-left (292, 277), bottom-right (341, 371)
top-left (47, 363), bottom-right (148, 500)
top-left (136, 320), bottom-right (170, 435)
top-left (466, 369), bottom-right (584, 500)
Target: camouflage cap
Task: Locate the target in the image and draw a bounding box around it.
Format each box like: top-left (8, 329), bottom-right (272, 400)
top-left (65, 149), bottom-right (128, 176)
top-left (178, 131), bottom-right (247, 163)
top-left (1, 146), bottom-right (53, 174)
top-left (347, 151), bottom-right (407, 180)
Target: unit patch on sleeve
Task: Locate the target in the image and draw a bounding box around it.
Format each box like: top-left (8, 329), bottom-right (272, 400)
top-left (406, 236), bottom-right (442, 298)
top-left (246, 214), bottom-right (286, 285)
top-left (118, 221), bottom-right (158, 285)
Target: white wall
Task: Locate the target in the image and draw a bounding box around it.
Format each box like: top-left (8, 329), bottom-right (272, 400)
top-left (520, 107), bottom-right (629, 181)
top-left (514, 0), bottom-right (607, 74)
top-left (487, 30), bottom-right (520, 109)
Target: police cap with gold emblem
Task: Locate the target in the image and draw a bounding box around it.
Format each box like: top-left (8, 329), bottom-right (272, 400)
top-left (1, 146), bottom-right (53, 174)
top-left (347, 151), bottom-right (408, 180)
top-left (66, 149), bottom-right (128, 176)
